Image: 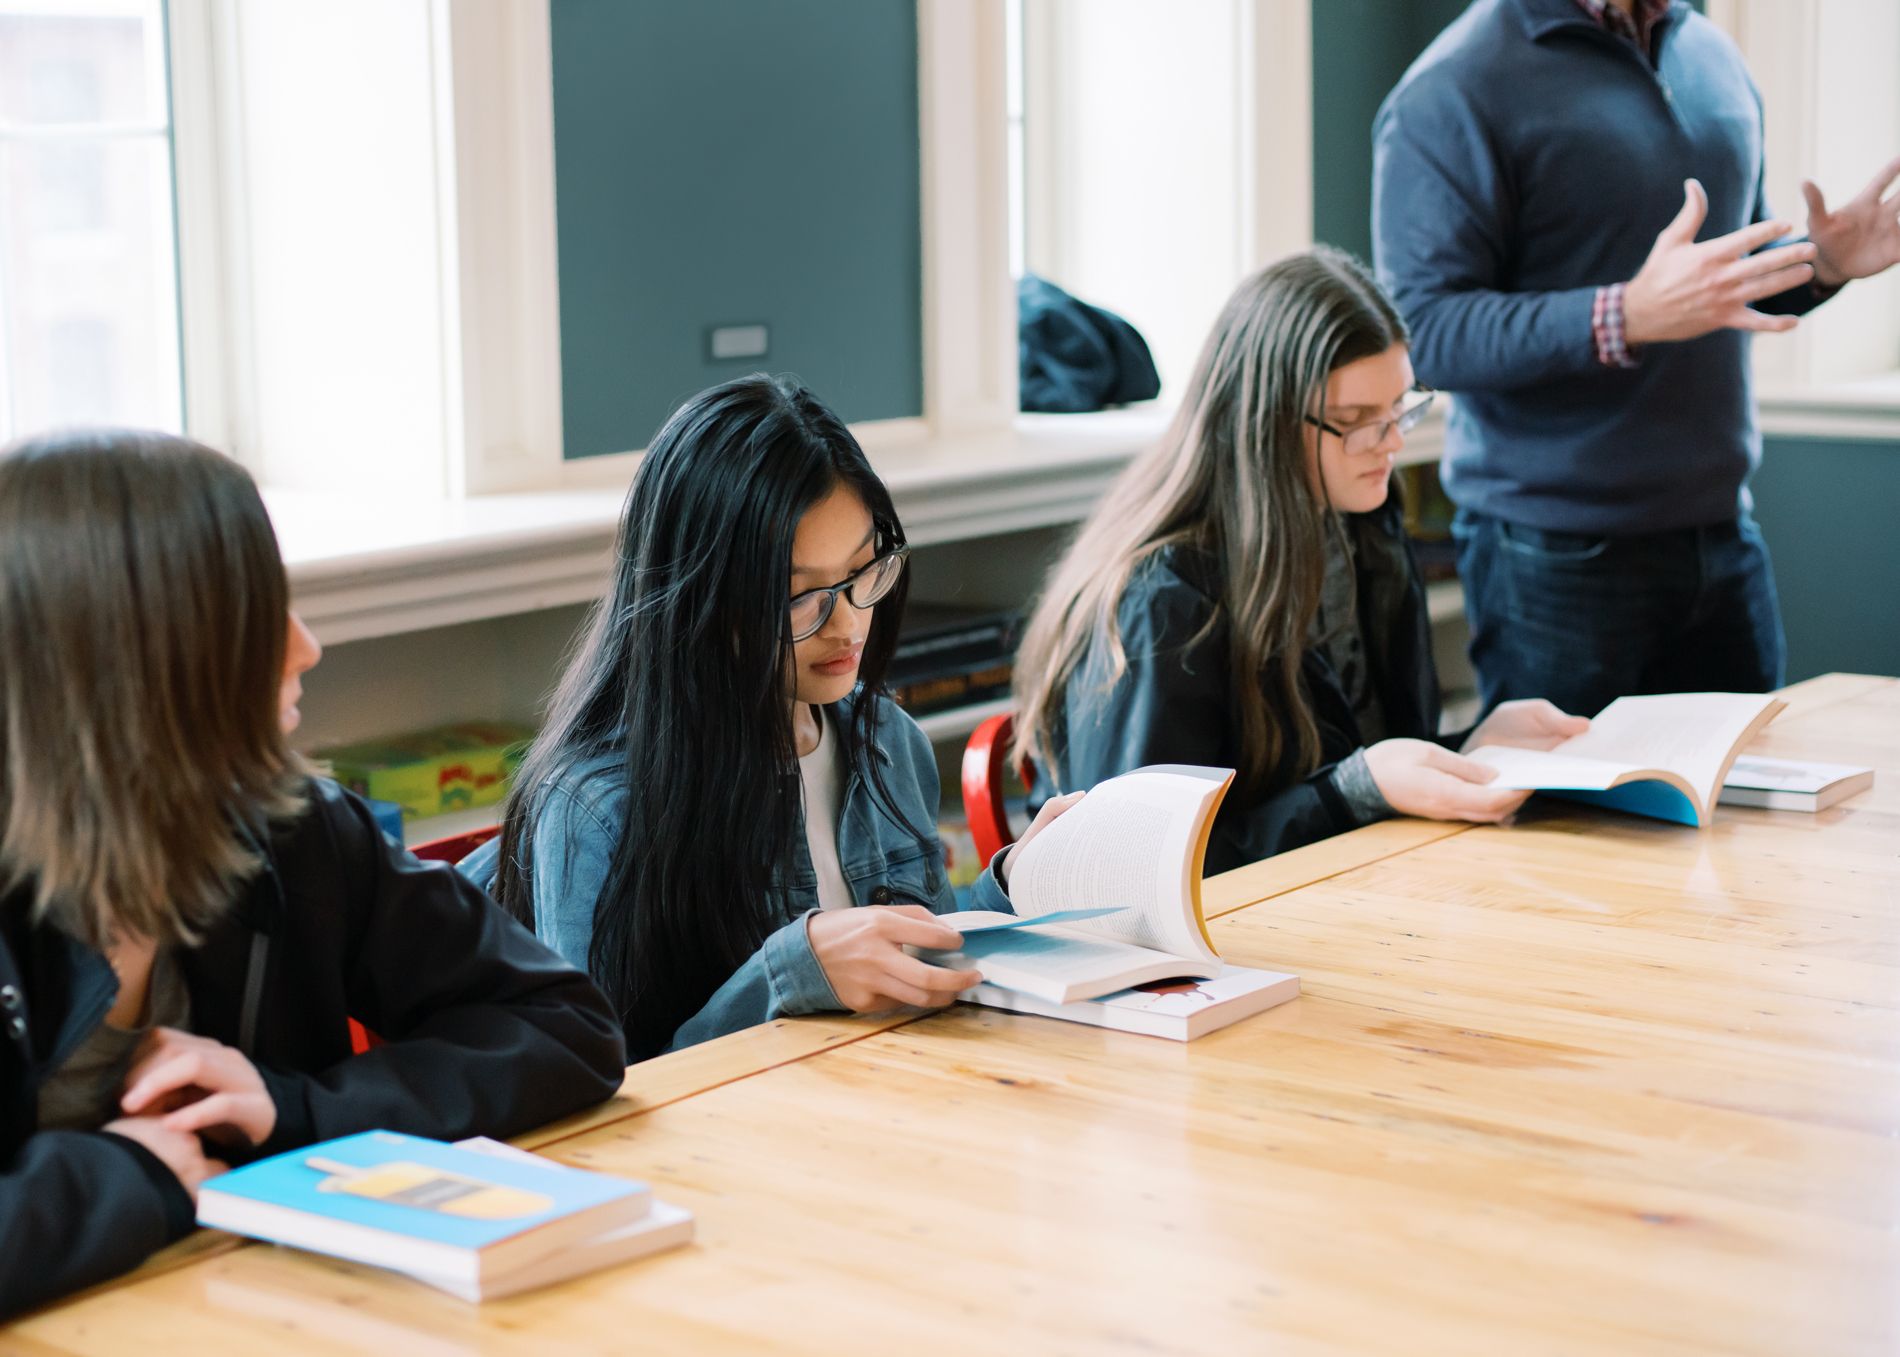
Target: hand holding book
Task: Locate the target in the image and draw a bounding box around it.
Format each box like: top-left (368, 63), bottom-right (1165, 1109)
top-left (1364, 740), bottom-right (1529, 824)
top-left (1462, 698), bottom-right (1592, 754)
top-left (1466, 692), bottom-right (1787, 826)
top-left (997, 790), bottom-right (1086, 888)
top-left (808, 906), bottom-right (980, 1012)
top-left (807, 788), bottom-right (1087, 1014)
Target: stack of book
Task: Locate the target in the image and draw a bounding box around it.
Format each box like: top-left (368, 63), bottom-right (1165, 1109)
top-left (888, 603), bottom-right (1021, 717)
top-left (198, 1131), bottom-right (693, 1301)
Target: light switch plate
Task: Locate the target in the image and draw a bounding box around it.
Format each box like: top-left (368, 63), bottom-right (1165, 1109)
top-left (708, 324), bottom-right (770, 361)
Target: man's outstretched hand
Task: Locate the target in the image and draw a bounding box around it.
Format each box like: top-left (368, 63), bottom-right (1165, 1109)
top-left (1804, 155), bottom-right (1900, 289)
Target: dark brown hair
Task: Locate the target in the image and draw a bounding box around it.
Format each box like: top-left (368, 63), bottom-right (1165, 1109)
top-left (0, 429), bottom-right (304, 948)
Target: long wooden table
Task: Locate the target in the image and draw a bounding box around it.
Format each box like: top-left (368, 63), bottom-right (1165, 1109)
top-left (11, 673), bottom-right (1896, 1355)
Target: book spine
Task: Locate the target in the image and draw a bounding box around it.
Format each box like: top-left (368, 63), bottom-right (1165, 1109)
top-left (890, 664), bottom-right (1014, 716)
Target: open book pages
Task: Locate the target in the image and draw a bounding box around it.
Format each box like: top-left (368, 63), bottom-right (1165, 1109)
top-left (929, 765), bottom-right (1234, 1004)
top-left (1467, 692), bottom-right (1785, 826)
top-left (943, 925), bottom-right (1220, 1004)
top-left (1005, 764), bottom-right (1233, 960)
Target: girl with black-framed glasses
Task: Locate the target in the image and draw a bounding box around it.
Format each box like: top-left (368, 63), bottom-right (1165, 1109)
top-left (464, 376), bottom-right (1076, 1060)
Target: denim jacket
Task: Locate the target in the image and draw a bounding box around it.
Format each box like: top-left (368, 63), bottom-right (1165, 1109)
top-left (461, 692), bottom-right (1010, 1054)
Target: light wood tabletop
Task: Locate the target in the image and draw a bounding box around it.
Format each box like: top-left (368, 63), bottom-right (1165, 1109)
top-left (10, 674), bottom-right (1896, 1356)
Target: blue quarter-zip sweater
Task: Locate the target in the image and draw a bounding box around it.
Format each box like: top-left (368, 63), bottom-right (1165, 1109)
top-left (1372, 0), bottom-right (1829, 536)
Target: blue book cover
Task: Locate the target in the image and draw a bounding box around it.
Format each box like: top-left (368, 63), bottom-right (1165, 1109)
top-left (202, 1131), bottom-right (645, 1254)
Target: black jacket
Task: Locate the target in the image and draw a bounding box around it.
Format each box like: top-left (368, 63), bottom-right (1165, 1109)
top-left (1018, 274), bottom-right (1162, 414)
top-left (0, 779), bottom-right (626, 1318)
top-left (1036, 500), bottom-right (1447, 873)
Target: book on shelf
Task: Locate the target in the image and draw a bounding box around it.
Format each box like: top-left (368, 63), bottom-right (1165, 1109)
top-left (891, 665), bottom-right (1013, 717)
top-left (922, 763), bottom-right (1300, 1039)
top-left (1467, 692), bottom-right (1785, 827)
top-left (197, 1131), bottom-right (692, 1301)
top-left (1717, 755), bottom-right (1874, 812)
top-left (1396, 461), bottom-right (1459, 582)
top-left (889, 604), bottom-right (1020, 716)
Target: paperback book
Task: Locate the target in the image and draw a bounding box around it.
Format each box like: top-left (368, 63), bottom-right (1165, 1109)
top-left (197, 1131), bottom-right (692, 1301)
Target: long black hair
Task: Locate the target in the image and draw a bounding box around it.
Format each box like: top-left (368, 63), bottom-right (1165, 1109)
top-left (493, 375), bottom-right (914, 1058)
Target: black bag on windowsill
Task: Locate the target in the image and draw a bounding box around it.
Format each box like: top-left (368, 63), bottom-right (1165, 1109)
top-left (1017, 274), bottom-right (1161, 414)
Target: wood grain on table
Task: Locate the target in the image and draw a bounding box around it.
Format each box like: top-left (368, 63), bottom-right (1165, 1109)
top-left (11, 678), bottom-right (1894, 1356)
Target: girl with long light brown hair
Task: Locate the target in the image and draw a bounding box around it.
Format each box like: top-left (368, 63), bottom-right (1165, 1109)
top-left (1013, 249), bottom-right (1586, 872)
top-left (0, 430), bottom-right (624, 1317)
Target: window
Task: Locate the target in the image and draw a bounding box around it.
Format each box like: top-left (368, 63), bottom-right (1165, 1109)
top-left (1005, 0), bottom-right (1311, 404)
top-left (1708, 0), bottom-right (1900, 399)
top-left (0, 0), bottom-right (182, 441)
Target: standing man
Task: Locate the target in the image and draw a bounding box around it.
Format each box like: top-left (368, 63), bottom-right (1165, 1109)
top-left (1372, 0), bottom-right (1900, 715)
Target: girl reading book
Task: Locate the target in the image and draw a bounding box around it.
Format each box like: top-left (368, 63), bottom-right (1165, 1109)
top-left (464, 376), bottom-right (1075, 1060)
top-left (1011, 249), bottom-right (1588, 873)
top-left (0, 431), bottom-right (626, 1318)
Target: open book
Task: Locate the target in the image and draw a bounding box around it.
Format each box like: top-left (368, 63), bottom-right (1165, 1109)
top-left (1468, 692), bottom-right (1785, 827)
top-left (928, 764), bottom-right (1235, 1005)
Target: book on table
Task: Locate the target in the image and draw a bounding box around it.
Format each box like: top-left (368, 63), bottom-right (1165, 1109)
top-left (196, 1130), bottom-right (693, 1301)
top-left (1466, 692), bottom-right (1787, 827)
top-left (927, 763), bottom-right (1300, 1039)
top-left (1716, 754), bottom-right (1875, 812)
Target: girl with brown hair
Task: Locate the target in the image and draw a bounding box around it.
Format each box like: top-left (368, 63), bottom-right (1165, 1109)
top-left (1012, 249), bottom-right (1588, 873)
top-left (0, 430), bottom-right (625, 1317)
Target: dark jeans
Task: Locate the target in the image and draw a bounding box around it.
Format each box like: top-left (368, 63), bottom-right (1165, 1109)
top-left (1453, 508), bottom-right (1786, 718)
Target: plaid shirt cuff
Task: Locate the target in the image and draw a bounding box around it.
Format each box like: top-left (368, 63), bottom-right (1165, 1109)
top-left (1592, 283), bottom-right (1639, 368)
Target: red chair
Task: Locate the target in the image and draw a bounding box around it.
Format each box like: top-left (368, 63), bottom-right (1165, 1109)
top-left (348, 823), bottom-right (503, 1054)
top-left (961, 713), bottom-right (1036, 869)
top-left (411, 823), bottom-right (502, 864)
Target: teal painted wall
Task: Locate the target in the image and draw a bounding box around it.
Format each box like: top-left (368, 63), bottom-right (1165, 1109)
top-left (550, 0), bottom-right (923, 459)
top-left (1752, 435), bottom-right (1900, 681)
top-left (1310, 0), bottom-right (1469, 261)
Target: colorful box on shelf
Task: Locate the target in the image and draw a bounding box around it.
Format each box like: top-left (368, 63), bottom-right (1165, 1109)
top-left (315, 722), bottom-right (536, 821)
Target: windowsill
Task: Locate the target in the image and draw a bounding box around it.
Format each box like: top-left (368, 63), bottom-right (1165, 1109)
top-left (1757, 372), bottom-right (1900, 440)
top-left (275, 406), bottom-right (1177, 645)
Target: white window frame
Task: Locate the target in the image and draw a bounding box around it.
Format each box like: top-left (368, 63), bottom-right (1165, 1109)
top-left (1705, 0), bottom-right (1900, 440)
top-left (0, 0), bottom-right (207, 443)
top-left (166, 0), bottom-right (239, 453)
top-left (159, 0), bottom-right (1324, 499)
top-left (1014, 0), bottom-right (1311, 399)
top-left (144, 1), bottom-right (1331, 645)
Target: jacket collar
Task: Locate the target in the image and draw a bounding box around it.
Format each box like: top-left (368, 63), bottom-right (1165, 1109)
top-left (1, 891), bottom-right (120, 1071)
top-left (1510, 0), bottom-right (1687, 44)
top-left (825, 688), bottom-right (896, 771)
top-left (226, 806), bottom-right (290, 935)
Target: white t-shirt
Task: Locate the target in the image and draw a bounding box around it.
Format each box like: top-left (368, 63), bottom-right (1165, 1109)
top-left (798, 709), bottom-right (855, 912)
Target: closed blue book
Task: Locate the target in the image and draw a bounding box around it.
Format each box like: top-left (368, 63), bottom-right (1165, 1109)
top-left (197, 1131), bottom-right (650, 1297)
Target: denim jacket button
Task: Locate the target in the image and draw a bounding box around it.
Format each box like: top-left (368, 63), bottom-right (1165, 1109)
top-left (869, 886), bottom-right (894, 905)
top-left (6, 1015), bottom-right (24, 1040)
top-left (0, 984), bottom-right (18, 1011)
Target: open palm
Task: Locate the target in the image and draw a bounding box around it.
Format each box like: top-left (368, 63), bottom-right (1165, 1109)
top-left (1804, 155), bottom-right (1900, 288)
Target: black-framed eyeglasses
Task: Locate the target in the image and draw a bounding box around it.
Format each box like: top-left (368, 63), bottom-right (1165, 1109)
top-left (788, 547), bottom-right (909, 642)
top-left (1304, 387), bottom-right (1436, 455)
